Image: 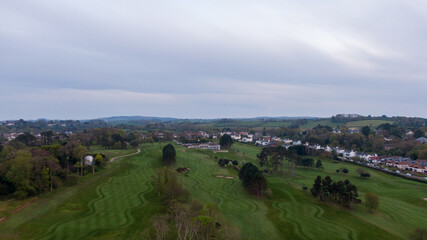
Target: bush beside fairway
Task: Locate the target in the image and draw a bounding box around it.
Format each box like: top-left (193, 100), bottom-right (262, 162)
top-left (1, 142), bottom-right (426, 239)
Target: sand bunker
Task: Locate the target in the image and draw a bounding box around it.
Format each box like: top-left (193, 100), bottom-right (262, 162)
top-left (225, 176), bottom-right (234, 179)
top-left (424, 198), bottom-right (427, 201)
top-left (216, 175), bottom-right (224, 178)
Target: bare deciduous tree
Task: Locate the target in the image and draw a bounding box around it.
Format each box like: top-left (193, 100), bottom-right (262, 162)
top-left (150, 214), bottom-right (169, 240)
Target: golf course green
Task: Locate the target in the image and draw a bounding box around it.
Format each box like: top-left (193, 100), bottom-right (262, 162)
top-left (0, 143), bottom-right (426, 239)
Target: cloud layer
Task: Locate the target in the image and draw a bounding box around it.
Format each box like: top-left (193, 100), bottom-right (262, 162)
top-left (1, 0), bottom-right (426, 119)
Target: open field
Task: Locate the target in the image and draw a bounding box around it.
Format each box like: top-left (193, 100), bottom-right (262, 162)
top-left (88, 145), bottom-right (138, 159)
top-left (1, 143), bottom-right (426, 239)
top-left (345, 120), bottom-right (394, 129)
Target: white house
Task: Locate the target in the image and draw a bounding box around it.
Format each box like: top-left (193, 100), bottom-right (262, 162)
top-left (84, 155), bottom-right (94, 165)
top-left (344, 150), bottom-right (356, 158)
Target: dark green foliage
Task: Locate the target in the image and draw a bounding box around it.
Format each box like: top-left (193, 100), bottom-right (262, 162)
top-left (14, 133), bottom-right (37, 146)
top-left (296, 158), bottom-right (314, 168)
top-left (239, 163), bottom-right (267, 198)
top-left (217, 159), bottom-right (233, 167)
top-left (219, 134), bottom-right (233, 149)
top-left (92, 128), bottom-right (127, 149)
top-left (356, 168), bottom-right (370, 178)
top-left (256, 146), bottom-right (286, 175)
top-left (361, 126), bottom-right (371, 137)
top-left (162, 144), bottom-right (176, 166)
top-left (310, 176), bottom-right (360, 208)
top-left (411, 228), bottom-right (427, 240)
top-left (315, 160), bottom-right (323, 168)
top-left (287, 145), bottom-right (307, 155)
top-left (155, 167), bottom-right (189, 206)
top-left (414, 130), bottom-right (425, 139)
top-left (342, 168), bottom-right (349, 174)
top-left (365, 192), bottom-right (379, 213)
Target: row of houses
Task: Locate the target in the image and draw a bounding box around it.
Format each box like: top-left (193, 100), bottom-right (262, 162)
top-left (305, 143), bottom-right (427, 174)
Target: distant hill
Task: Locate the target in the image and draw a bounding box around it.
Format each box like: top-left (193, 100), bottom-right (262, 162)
top-left (95, 116), bottom-right (178, 122)
top-left (93, 116), bottom-right (318, 123)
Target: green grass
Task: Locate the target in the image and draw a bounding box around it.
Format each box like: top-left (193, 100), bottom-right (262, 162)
top-left (1, 143), bottom-right (426, 239)
top-left (0, 145), bottom-right (164, 240)
top-left (345, 120), bottom-right (394, 129)
top-left (176, 143), bottom-right (427, 240)
top-left (88, 145), bottom-right (138, 159)
top-left (299, 119), bottom-right (337, 129)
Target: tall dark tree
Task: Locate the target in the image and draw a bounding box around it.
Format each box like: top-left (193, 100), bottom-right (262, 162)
top-left (414, 129), bottom-right (425, 138)
top-left (15, 133), bottom-right (37, 146)
top-left (311, 176), bottom-right (322, 199)
top-left (219, 134), bottom-right (233, 149)
top-left (315, 160), bottom-right (323, 169)
top-left (162, 144), bottom-right (176, 166)
top-left (239, 163), bottom-right (267, 198)
top-left (361, 126), bottom-right (371, 137)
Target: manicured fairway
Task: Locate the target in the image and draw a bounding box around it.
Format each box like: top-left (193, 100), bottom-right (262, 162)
top-left (1, 143), bottom-right (426, 240)
top-left (175, 148), bottom-right (280, 239)
top-left (175, 143), bottom-right (427, 240)
top-left (0, 145), bottom-right (164, 239)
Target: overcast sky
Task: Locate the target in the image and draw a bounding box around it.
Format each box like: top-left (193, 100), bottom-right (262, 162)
top-left (1, 0), bottom-right (426, 120)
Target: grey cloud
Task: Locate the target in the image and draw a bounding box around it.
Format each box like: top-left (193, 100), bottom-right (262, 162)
top-left (0, 0), bottom-right (426, 119)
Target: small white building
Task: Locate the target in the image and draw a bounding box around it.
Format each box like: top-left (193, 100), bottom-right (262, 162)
top-left (84, 155), bottom-right (94, 165)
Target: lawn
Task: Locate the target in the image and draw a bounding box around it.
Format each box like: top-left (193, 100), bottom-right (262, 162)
top-left (176, 143), bottom-right (427, 239)
top-left (88, 145), bottom-right (138, 159)
top-left (1, 142), bottom-right (426, 239)
top-left (0, 144), bottom-right (164, 240)
top-left (345, 120), bottom-right (393, 129)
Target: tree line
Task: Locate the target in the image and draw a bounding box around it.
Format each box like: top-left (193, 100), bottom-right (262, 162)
top-left (0, 139), bottom-right (108, 199)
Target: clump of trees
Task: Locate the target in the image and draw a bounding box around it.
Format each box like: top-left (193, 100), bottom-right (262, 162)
top-left (295, 158), bottom-right (314, 168)
top-left (256, 146), bottom-right (325, 177)
top-left (315, 160), bottom-right (323, 168)
top-left (310, 176), bottom-right (360, 208)
top-left (155, 167), bottom-right (189, 205)
top-left (239, 163), bottom-right (268, 198)
top-left (152, 167), bottom-right (240, 240)
top-left (162, 144), bottom-right (176, 166)
top-left (256, 146), bottom-right (286, 175)
top-left (0, 139), bottom-right (109, 199)
top-left (217, 159), bottom-right (238, 167)
top-left (92, 128), bottom-right (128, 149)
top-left (219, 134), bottom-right (233, 149)
top-left (356, 168), bottom-right (371, 178)
top-left (364, 192), bottom-right (379, 213)
top-left (336, 168), bottom-right (349, 175)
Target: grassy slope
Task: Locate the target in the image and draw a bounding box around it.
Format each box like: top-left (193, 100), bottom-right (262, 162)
top-left (88, 145), bottom-right (138, 159)
top-left (176, 146), bottom-right (280, 239)
top-left (179, 143), bottom-right (427, 240)
top-left (0, 144), bottom-right (164, 240)
top-left (1, 143), bottom-right (426, 240)
top-left (345, 120), bottom-right (393, 128)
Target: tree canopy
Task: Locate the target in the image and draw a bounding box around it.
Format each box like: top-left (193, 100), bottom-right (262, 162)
top-left (162, 144), bottom-right (176, 166)
top-left (219, 134), bottom-right (233, 149)
top-left (239, 162), bottom-right (267, 198)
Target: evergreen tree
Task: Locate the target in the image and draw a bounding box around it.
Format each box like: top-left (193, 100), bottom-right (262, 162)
top-left (162, 144), bottom-right (176, 166)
